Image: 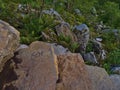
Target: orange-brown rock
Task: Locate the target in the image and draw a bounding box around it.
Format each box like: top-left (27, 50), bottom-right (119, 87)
top-left (56, 53), bottom-right (92, 90)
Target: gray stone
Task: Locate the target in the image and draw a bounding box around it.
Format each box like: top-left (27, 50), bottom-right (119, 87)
top-left (95, 21), bottom-right (108, 32)
top-left (92, 39), bottom-right (102, 54)
top-left (111, 67), bottom-right (120, 74)
top-left (50, 43), bottom-right (70, 55)
top-left (83, 52), bottom-right (98, 63)
top-left (17, 4), bottom-right (30, 16)
top-left (73, 24), bottom-right (89, 54)
top-left (74, 24), bottom-right (89, 32)
top-left (18, 4), bottom-right (27, 12)
top-left (110, 74), bottom-right (120, 90)
top-left (95, 37), bottom-right (103, 42)
top-left (100, 49), bottom-right (106, 60)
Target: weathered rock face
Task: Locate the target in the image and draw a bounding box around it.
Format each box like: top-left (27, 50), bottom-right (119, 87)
top-left (55, 22), bottom-right (78, 42)
top-left (0, 20), bottom-right (20, 72)
top-left (56, 53), bottom-right (92, 90)
top-left (86, 65), bottom-right (116, 90)
top-left (110, 74), bottom-right (120, 90)
top-left (1, 41), bottom-right (58, 90)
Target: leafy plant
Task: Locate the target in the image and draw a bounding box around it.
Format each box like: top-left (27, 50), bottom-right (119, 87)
top-left (57, 34), bottom-right (79, 52)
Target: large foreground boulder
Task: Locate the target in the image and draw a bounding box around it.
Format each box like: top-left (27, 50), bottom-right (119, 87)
top-left (1, 41), bottom-right (58, 90)
top-left (0, 20), bottom-right (20, 72)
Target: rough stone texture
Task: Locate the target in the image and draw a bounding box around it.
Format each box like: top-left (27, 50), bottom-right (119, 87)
top-left (110, 74), bottom-right (120, 90)
top-left (55, 22), bottom-right (78, 42)
top-left (56, 53), bottom-right (92, 90)
top-left (86, 65), bottom-right (116, 90)
top-left (73, 24), bottom-right (89, 54)
top-left (0, 20), bottom-right (20, 72)
top-left (50, 43), bottom-right (71, 55)
top-left (1, 41), bottom-right (58, 90)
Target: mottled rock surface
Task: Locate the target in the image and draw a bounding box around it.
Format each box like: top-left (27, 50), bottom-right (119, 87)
top-left (1, 41), bottom-right (58, 90)
top-left (56, 53), bottom-right (92, 90)
top-left (0, 20), bottom-right (20, 72)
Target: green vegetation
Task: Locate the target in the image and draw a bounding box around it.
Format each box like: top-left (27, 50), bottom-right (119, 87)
top-left (0, 0), bottom-right (120, 73)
